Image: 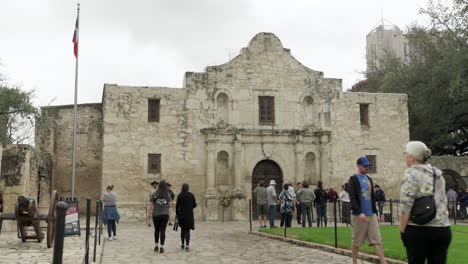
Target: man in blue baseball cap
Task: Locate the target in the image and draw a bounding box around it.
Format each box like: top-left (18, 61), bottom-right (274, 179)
top-left (348, 157), bottom-right (387, 264)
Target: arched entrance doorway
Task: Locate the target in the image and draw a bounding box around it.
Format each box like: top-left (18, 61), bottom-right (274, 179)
top-left (251, 160), bottom-right (283, 218)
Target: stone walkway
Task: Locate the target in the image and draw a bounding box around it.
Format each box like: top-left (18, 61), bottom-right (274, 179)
top-left (101, 221), bottom-right (372, 264)
top-left (0, 226), bottom-right (103, 264)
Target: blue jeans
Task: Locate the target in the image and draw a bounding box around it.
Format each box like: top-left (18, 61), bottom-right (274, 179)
top-left (268, 205), bottom-right (276, 227)
top-left (316, 204), bottom-right (327, 227)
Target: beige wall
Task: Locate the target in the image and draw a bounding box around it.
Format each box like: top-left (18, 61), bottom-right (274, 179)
top-left (36, 104), bottom-right (102, 208)
top-left (330, 92), bottom-right (410, 199)
top-left (0, 145), bottom-right (52, 231)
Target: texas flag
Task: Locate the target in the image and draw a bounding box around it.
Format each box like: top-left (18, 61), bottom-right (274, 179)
top-left (72, 16), bottom-right (79, 57)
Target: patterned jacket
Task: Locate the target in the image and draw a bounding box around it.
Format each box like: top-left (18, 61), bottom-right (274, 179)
top-left (400, 164), bottom-right (450, 227)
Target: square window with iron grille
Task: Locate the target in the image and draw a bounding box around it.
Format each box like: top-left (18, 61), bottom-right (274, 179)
top-left (148, 99), bottom-right (160, 122)
top-left (259, 96), bottom-right (275, 125)
top-left (148, 154), bottom-right (161, 174)
top-left (366, 155), bottom-right (377, 173)
top-left (360, 104), bottom-right (369, 127)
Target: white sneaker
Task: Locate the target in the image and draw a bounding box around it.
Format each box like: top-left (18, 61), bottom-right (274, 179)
top-left (107, 237), bottom-right (113, 241)
top-left (112, 236), bottom-right (117, 240)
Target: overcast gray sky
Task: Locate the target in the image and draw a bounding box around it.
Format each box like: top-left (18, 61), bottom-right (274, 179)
top-left (1, 0), bottom-right (428, 107)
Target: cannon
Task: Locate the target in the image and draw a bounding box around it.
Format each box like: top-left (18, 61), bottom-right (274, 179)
top-left (0, 190), bottom-right (58, 248)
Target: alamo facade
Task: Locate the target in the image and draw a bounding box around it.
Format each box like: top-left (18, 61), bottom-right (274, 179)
top-left (35, 33), bottom-right (410, 221)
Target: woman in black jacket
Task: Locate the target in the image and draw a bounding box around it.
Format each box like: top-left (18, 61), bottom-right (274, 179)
top-left (176, 183), bottom-right (197, 251)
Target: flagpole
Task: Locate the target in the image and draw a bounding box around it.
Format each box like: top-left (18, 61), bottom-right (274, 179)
top-left (71, 3), bottom-right (80, 199)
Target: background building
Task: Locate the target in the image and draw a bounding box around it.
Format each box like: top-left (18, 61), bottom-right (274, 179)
top-left (366, 22), bottom-right (409, 71)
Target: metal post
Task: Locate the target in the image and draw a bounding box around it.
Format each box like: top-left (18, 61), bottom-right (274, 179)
top-left (249, 199), bottom-right (252, 231)
top-left (284, 217), bottom-right (287, 238)
top-left (93, 201), bottom-right (99, 262)
top-left (453, 202), bottom-right (457, 225)
top-left (390, 199), bottom-right (393, 226)
top-left (53, 202), bottom-right (68, 264)
top-left (338, 200), bottom-right (341, 223)
top-left (71, 3), bottom-right (80, 199)
top-left (85, 198), bottom-right (91, 264)
top-left (334, 200), bottom-right (337, 248)
top-left (98, 200), bottom-right (102, 245)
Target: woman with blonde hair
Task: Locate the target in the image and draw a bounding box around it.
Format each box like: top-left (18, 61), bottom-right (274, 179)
top-left (102, 185), bottom-right (120, 240)
top-left (400, 141), bottom-right (451, 263)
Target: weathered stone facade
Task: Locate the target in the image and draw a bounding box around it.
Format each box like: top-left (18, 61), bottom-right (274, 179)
top-left (36, 104), bottom-right (102, 209)
top-left (0, 145), bottom-right (52, 230)
top-left (36, 33), bottom-right (410, 221)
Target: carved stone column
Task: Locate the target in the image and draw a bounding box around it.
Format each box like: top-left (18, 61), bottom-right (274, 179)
top-left (295, 135), bottom-right (304, 184)
top-left (205, 135), bottom-right (218, 220)
top-left (206, 136), bottom-right (216, 192)
top-left (233, 134), bottom-right (242, 190)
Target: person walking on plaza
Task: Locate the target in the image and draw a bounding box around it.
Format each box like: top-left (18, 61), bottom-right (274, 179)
top-left (167, 183), bottom-right (175, 226)
top-left (147, 181), bottom-right (158, 227)
top-left (102, 185), bottom-right (120, 241)
top-left (279, 183), bottom-right (293, 227)
top-left (297, 181), bottom-right (316, 227)
top-left (148, 180), bottom-right (173, 253)
top-left (400, 141), bottom-right (451, 264)
top-left (447, 187), bottom-right (458, 219)
top-left (340, 183), bottom-right (351, 224)
top-left (374, 185), bottom-right (386, 220)
top-left (314, 181), bottom-right (328, 227)
top-left (253, 180), bottom-right (268, 228)
top-left (295, 182), bottom-right (303, 225)
top-left (348, 157), bottom-right (387, 264)
top-left (176, 183), bottom-right (197, 252)
top-left (266, 180), bottom-right (278, 228)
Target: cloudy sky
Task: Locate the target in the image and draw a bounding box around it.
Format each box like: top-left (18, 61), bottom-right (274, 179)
top-left (1, 0), bottom-right (428, 107)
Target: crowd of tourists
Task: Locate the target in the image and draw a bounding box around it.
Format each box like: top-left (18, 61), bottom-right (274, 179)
top-left (253, 141), bottom-right (453, 264)
top-left (100, 140), bottom-right (454, 263)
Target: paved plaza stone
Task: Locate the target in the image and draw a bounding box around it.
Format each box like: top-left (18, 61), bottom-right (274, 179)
top-left (101, 221), bottom-right (372, 264)
top-left (0, 226), bottom-right (103, 264)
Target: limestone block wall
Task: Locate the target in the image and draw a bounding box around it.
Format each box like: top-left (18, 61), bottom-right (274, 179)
top-left (184, 32), bottom-right (341, 132)
top-left (330, 92), bottom-right (410, 199)
top-left (101, 84), bottom-right (206, 220)
top-left (430, 156), bottom-right (468, 177)
top-left (36, 104), bottom-right (102, 207)
top-left (0, 145), bottom-right (51, 231)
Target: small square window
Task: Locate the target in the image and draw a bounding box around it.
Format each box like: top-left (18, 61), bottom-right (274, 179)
top-left (366, 155), bottom-right (377, 173)
top-left (148, 99), bottom-right (160, 122)
top-left (259, 96), bottom-right (275, 125)
top-left (148, 154), bottom-right (161, 174)
top-left (359, 104), bottom-right (369, 127)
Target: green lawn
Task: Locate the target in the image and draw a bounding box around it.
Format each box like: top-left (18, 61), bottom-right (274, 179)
top-left (259, 225), bottom-right (468, 264)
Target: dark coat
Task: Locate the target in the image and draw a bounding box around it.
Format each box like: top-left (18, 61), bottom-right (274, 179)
top-left (348, 174), bottom-right (378, 215)
top-left (176, 192), bottom-right (197, 230)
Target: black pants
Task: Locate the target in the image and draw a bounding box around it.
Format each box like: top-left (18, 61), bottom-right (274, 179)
top-left (280, 213), bottom-right (292, 227)
top-left (181, 227), bottom-right (191, 246)
top-left (296, 203), bottom-right (302, 223)
top-left (107, 220), bottom-right (116, 237)
top-left (402, 226), bottom-right (451, 264)
top-left (301, 203), bottom-right (312, 227)
top-left (153, 215), bottom-right (169, 245)
top-left (341, 202), bottom-right (351, 224)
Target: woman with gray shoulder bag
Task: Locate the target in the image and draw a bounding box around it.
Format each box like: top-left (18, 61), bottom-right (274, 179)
top-left (399, 141), bottom-right (451, 264)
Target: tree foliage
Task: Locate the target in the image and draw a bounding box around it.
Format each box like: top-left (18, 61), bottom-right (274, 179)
top-left (0, 72), bottom-right (38, 145)
top-left (362, 0), bottom-right (468, 155)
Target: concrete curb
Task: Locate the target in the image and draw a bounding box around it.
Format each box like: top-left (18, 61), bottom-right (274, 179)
top-left (249, 231), bottom-right (406, 264)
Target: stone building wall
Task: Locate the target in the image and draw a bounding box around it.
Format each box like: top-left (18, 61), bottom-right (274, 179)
top-left (0, 145), bottom-right (52, 231)
top-left (36, 104), bottom-right (102, 207)
top-left (330, 92), bottom-right (410, 199)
